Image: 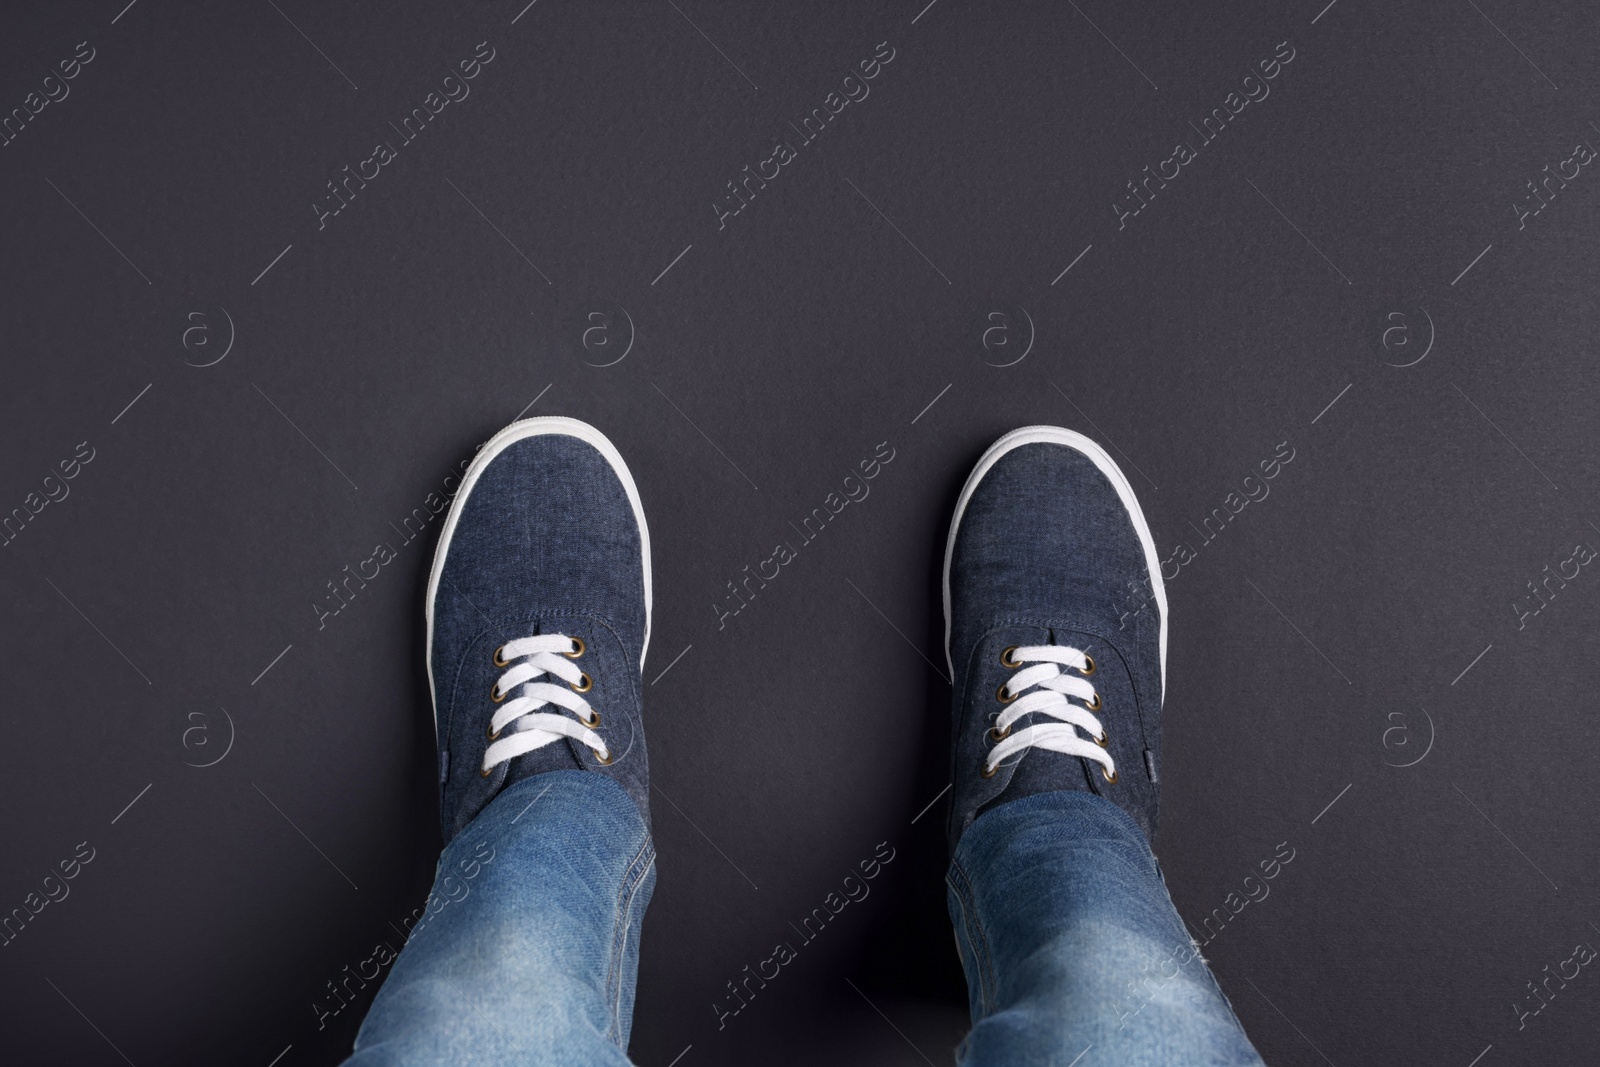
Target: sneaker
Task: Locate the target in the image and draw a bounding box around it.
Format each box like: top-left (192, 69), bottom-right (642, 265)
top-left (943, 426), bottom-right (1166, 849)
top-left (426, 417), bottom-right (652, 843)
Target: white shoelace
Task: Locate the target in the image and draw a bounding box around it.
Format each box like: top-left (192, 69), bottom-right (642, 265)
top-left (987, 644), bottom-right (1116, 782)
top-left (481, 634), bottom-right (608, 775)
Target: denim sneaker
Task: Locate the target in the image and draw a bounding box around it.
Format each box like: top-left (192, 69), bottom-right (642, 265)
top-left (943, 426), bottom-right (1167, 850)
top-left (426, 417), bottom-right (652, 844)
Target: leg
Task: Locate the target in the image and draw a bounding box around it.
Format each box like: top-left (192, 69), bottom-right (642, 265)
top-left (941, 427), bottom-right (1265, 1066)
top-left (948, 790), bottom-right (1262, 1066)
top-left (346, 772), bottom-right (653, 1067)
top-left (344, 417), bottom-right (658, 1066)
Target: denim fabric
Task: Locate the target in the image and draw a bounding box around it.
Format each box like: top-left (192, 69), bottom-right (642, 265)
top-left (354, 423), bottom-right (1252, 1065)
top-left (344, 772), bottom-right (655, 1067)
top-left (947, 439), bottom-right (1163, 848)
top-left (949, 790), bottom-right (1266, 1067)
top-left (431, 430), bottom-right (650, 843)
top-left (347, 775), bottom-right (1259, 1066)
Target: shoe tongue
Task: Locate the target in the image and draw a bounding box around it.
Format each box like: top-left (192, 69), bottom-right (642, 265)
top-left (977, 626), bottom-right (1157, 840)
top-left (991, 739), bottom-right (1097, 809)
top-left (441, 623), bottom-right (588, 843)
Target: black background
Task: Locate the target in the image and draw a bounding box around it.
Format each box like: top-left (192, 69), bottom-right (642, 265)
top-left (2, 1), bottom-right (1598, 1064)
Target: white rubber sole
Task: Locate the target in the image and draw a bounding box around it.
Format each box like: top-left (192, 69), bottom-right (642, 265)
top-left (425, 417), bottom-right (653, 727)
top-left (941, 425), bottom-right (1167, 697)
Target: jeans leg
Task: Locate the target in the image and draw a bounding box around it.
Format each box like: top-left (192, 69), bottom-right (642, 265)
top-left (947, 790), bottom-right (1265, 1067)
top-left (344, 771), bottom-right (655, 1067)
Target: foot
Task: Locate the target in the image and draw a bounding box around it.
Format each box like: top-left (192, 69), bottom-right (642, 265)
top-left (943, 426), bottom-right (1166, 850)
top-left (427, 417), bottom-right (652, 843)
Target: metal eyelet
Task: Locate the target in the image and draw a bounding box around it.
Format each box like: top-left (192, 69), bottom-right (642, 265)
top-left (1000, 646), bottom-right (1022, 668)
top-left (571, 672), bottom-right (593, 694)
top-left (980, 762), bottom-right (998, 779)
top-left (1079, 654), bottom-right (1096, 677)
top-left (596, 750), bottom-right (614, 766)
top-left (487, 724), bottom-right (500, 741)
top-left (996, 683), bottom-right (1017, 704)
top-left (581, 710), bottom-right (601, 729)
top-left (1101, 766), bottom-right (1118, 784)
top-left (1085, 692), bottom-right (1102, 712)
top-left (565, 637), bottom-right (586, 659)
top-left (988, 724), bottom-right (1010, 742)
top-left (490, 683), bottom-right (506, 704)
top-left (1094, 730), bottom-right (1109, 749)
top-left (492, 645), bottom-right (510, 667)
top-left (480, 766), bottom-right (493, 778)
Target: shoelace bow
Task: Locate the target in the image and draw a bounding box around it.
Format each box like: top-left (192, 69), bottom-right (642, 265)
top-left (481, 634), bottom-right (608, 776)
top-left (987, 644), bottom-right (1117, 783)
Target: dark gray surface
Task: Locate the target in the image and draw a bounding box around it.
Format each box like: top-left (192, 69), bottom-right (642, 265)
top-left (3, 1), bottom-right (1598, 1064)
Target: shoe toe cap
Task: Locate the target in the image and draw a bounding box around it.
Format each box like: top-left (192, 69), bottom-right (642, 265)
top-left (439, 432), bottom-right (647, 654)
top-left (950, 441), bottom-right (1152, 638)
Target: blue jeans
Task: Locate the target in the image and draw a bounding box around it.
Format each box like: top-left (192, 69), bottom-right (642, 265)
top-left (344, 773), bottom-right (654, 1067)
top-left (949, 790), bottom-right (1265, 1066)
top-left (345, 777), bottom-right (1263, 1066)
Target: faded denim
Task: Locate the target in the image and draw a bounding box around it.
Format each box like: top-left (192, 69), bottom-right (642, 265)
top-left (345, 773), bottom-right (655, 1067)
top-left (949, 790), bottom-right (1267, 1067)
top-left (348, 422), bottom-right (1262, 1066)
